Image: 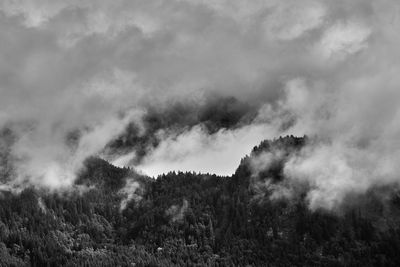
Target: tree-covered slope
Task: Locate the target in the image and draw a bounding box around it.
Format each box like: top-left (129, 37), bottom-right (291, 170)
top-left (1, 136), bottom-right (400, 266)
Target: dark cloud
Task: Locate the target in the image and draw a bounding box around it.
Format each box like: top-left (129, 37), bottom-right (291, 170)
top-left (106, 96), bottom-right (256, 164)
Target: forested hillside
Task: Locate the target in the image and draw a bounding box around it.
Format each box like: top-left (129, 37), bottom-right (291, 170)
top-left (1, 136), bottom-right (400, 266)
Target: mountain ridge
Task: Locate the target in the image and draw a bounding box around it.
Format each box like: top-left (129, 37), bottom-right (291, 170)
top-left (1, 136), bottom-right (400, 266)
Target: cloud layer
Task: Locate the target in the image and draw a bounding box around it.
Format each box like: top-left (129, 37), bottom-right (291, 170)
top-left (0, 0), bottom-right (400, 209)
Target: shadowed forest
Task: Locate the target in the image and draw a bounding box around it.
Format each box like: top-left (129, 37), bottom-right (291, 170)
top-left (1, 136), bottom-right (400, 266)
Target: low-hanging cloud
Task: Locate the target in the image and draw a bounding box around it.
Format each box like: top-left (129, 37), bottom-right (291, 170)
top-left (0, 0), bottom-right (399, 211)
top-left (166, 199), bottom-right (189, 223)
top-left (119, 177), bottom-right (143, 211)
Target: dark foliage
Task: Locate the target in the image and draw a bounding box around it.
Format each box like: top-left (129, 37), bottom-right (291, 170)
top-left (1, 136), bottom-right (400, 266)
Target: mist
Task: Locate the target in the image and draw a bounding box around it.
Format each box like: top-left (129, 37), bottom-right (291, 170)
top-left (1, 0), bottom-right (400, 209)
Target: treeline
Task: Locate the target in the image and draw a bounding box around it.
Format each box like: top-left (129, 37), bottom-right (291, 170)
top-left (1, 136), bottom-right (400, 266)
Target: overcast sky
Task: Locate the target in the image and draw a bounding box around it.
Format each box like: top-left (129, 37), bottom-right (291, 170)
top-left (1, 0), bottom-right (400, 209)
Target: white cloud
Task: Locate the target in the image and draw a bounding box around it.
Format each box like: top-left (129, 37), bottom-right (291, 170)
top-left (135, 123), bottom-right (278, 177)
top-left (119, 178), bottom-right (142, 211)
top-left (166, 199), bottom-right (189, 223)
top-left (263, 1), bottom-right (326, 40)
top-left (317, 21), bottom-right (372, 60)
top-left (0, 0), bottom-right (73, 27)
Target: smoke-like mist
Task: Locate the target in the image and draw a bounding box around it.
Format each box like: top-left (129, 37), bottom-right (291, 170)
top-left (1, 0), bottom-right (400, 209)
top-left (166, 199), bottom-right (189, 223)
top-left (119, 178), bottom-right (143, 211)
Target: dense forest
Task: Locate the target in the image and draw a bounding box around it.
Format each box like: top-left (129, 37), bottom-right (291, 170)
top-left (1, 136), bottom-right (400, 266)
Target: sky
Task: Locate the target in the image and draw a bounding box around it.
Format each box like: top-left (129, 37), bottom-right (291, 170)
top-left (1, 0), bottom-right (400, 209)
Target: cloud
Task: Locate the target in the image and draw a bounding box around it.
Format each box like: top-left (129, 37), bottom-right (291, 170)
top-left (119, 178), bottom-right (143, 211)
top-left (166, 199), bottom-right (189, 223)
top-left (263, 0), bottom-right (326, 41)
top-left (317, 21), bottom-right (371, 60)
top-left (37, 197), bottom-right (47, 213)
top-left (0, 0), bottom-right (399, 212)
top-left (11, 110), bottom-right (143, 189)
top-left (131, 123), bottom-right (278, 177)
top-left (277, 68), bottom-right (400, 210)
top-left (0, 0), bottom-right (71, 27)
